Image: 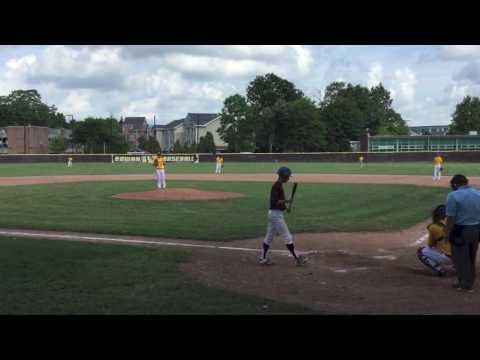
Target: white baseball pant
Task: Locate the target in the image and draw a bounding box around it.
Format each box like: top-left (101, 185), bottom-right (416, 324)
top-left (156, 169), bottom-right (166, 188)
top-left (263, 209), bottom-right (293, 246)
top-left (215, 163), bottom-right (222, 174)
top-left (433, 164), bottom-right (442, 180)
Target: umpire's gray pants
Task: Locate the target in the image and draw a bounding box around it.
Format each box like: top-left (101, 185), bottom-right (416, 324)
top-left (451, 225), bottom-right (480, 289)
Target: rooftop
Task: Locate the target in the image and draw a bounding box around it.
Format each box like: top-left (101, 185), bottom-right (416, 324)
top-left (124, 117), bottom-right (147, 130)
top-left (186, 113), bottom-right (219, 126)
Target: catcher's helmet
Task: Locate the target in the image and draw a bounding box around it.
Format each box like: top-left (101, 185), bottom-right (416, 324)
top-left (277, 166), bottom-right (292, 177)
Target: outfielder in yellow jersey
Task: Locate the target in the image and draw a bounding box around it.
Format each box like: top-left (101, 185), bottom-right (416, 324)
top-left (433, 154), bottom-right (444, 181)
top-left (417, 204), bottom-right (453, 276)
top-left (153, 153), bottom-right (167, 189)
top-left (215, 155), bottom-right (223, 174)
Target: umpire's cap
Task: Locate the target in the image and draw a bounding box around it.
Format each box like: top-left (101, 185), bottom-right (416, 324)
top-left (277, 166), bottom-right (292, 177)
top-left (451, 174), bottom-right (468, 186)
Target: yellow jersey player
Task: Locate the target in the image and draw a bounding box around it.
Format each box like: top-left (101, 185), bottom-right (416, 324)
top-left (417, 204), bottom-right (453, 276)
top-left (215, 155), bottom-right (222, 174)
top-left (153, 153), bottom-right (167, 190)
top-left (433, 154), bottom-right (444, 181)
top-left (67, 156), bottom-right (73, 168)
top-left (359, 155), bottom-right (364, 168)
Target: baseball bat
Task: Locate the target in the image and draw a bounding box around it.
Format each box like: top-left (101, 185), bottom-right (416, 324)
top-left (287, 182), bottom-right (298, 213)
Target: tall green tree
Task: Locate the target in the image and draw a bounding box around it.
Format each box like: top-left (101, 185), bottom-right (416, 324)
top-left (319, 81), bottom-right (408, 150)
top-left (282, 98), bottom-right (327, 152)
top-left (218, 94), bottom-right (255, 152)
top-left (246, 73), bottom-right (304, 152)
top-left (71, 117), bottom-right (127, 154)
top-left (143, 136), bottom-right (161, 153)
top-left (448, 96), bottom-right (480, 134)
top-left (197, 132), bottom-right (216, 153)
top-left (0, 89), bottom-right (66, 128)
top-left (321, 96), bottom-right (364, 152)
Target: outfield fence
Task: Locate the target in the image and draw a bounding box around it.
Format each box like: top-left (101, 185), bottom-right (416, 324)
top-left (1, 151), bottom-right (480, 163)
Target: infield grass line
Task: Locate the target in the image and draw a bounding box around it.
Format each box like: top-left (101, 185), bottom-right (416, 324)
top-left (0, 229), bottom-right (320, 256)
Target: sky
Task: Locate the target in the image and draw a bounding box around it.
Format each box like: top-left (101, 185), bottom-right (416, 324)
top-left (0, 45), bottom-right (479, 126)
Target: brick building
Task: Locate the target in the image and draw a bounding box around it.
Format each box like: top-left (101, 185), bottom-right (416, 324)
top-left (6, 126), bottom-right (49, 154)
top-left (122, 117), bottom-right (150, 150)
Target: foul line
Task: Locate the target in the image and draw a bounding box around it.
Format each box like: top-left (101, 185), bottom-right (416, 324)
top-left (0, 230), bottom-right (318, 256)
top-left (410, 233), bottom-right (429, 247)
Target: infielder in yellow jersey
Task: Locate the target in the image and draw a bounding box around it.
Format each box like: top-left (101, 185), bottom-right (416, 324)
top-left (433, 154), bottom-right (444, 181)
top-left (153, 153), bottom-right (167, 190)
top-left (417, 204), bottom-right (453, 276)
top-left (215, 155), bottom-right (223, 174)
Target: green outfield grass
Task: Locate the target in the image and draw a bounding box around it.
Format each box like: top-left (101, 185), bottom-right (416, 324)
top-left (0, 161), bottom-right (479, 177)
top-left (0, 180), bottom-right (447, 240)
top-left (0, 236), bottom-right (312, 314)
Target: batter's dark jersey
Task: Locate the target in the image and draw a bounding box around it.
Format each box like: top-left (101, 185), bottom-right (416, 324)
top-left (270, 181), bottom-right (286, 211)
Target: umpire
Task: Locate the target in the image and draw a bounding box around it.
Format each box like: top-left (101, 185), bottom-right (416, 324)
top-left (445, 174), bottom-right (480, 292)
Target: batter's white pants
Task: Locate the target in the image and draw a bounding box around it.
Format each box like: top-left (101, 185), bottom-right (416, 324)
top-left (156, 169), bottom-right (166, 188)
top-left (67, 160), bottom-right (72, 168)
top-left (215, 163), bottom-right (222, 174)
top-left (433, 164), bottom-right (442, 180)
top-left (263, 210), bottom-right (293, 246)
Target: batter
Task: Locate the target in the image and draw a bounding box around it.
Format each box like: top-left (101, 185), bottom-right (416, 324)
top-left (259, 166), bottom-right (307, 266)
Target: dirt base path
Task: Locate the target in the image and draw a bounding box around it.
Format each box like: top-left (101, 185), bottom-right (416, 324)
top-left (2, 173), bottom-right (480, 314)
top-left (2, 173), bottom-right (480, 187)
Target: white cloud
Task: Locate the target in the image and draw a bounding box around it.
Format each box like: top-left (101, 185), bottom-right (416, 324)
top-left (392, 67), bottom-right (417, 104)
top-left (440, 45), bottom-right (480, 60)
top-left (121, 97), bottom-right (161, 119)
top-left (58, 91), bottom-right (93, 115)
top-left (6, 55), bottom-right (37, 70)
top-left (163, 54), bottom-right (278, 78)
top-left (367, 63), bottom-right (383, 88)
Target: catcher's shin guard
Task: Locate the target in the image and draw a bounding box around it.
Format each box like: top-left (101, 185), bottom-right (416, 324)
top-left (417, 247), bottom-right (446, 276)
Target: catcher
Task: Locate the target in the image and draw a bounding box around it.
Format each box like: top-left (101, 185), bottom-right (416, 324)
top-left (259, 166), bottom-right (307, 266)
top-left (417, 204), bottom-right (453, 276)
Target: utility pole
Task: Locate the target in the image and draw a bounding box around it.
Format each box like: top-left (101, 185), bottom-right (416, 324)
top-left (153, 115), bottom-right (156, 137)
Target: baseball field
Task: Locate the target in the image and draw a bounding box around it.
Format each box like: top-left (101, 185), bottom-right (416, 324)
top-left (1, 160), bottom-right (480, 314)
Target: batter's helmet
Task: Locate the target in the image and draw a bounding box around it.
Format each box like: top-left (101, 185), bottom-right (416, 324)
top-left (277, 167), bottom-right (292, 177)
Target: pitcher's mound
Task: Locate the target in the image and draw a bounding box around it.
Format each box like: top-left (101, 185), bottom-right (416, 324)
top-left (112, 188), bottom-right (245, 201)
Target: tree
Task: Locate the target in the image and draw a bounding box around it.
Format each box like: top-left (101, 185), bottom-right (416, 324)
top-left (246, 73), bottom-right (304, 152)
top-left (448, 96), bottom-right (480, 134)
top-left (320, 96), bottom-right (364, 152)
top-left (0, 89), bottom-right (66, 128)
top-left (143, 136), bottom-right (161, 153)
top-left (71, 117), bottom-right (127, 154)
top-left (48, 137), bottom-right (68, 153)
top-left (218, 94), bottom-right (255, 152)
top-left (137, 136), bottom-right (147, 151)
top-left (282, 98), bottom-right (327, 152)
top-left (173, 140), bottom-right (184, 153)
top-left (197, 132), bottom-right (216, 153)
top-left (318, 81), bottom-right (408, 150)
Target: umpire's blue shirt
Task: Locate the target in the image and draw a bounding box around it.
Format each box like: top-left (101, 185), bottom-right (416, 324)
top-left (446, 185), bottom-right (480, 225)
